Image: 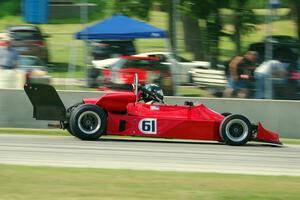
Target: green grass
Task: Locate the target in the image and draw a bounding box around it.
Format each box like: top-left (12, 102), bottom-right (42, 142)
top-left (178, 86), bottom-right (214, 97)
top-left (280, 138), bottom-right (300, 145)
top-left (0, 127), bottom-right (299, 145)
top-left (53, 85), bottom-right (96, 91)
top-left (0, 127), bottom-right (69, 136)
top-left (0, 164), bottom-right (299, 200)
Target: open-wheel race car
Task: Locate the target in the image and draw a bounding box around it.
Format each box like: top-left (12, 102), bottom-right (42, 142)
top-left (24, 74), bottom-right (281, 146)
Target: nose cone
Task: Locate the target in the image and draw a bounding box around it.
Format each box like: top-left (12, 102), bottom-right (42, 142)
top-left (255, 122), bottom-right (281, 145)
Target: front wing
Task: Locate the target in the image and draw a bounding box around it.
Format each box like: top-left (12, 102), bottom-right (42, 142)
top-left (254, 122), bottom-right (281, 145)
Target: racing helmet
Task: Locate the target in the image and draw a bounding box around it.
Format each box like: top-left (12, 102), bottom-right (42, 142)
top-left (142, 84), bottom-right (164, 103)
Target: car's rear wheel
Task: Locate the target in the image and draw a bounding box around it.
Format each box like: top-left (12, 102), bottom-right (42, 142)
top-left (70, 104), bottom-right (107, 140)
top-left (219, 114), bottom-right (252, 146)
top-left (66, 102), bottom-right (83, 136)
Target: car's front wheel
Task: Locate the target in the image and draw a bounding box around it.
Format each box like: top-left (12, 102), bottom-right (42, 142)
top-left (219, 114), bottom-right (252, 146)
top-left (69, 104), bottom-right (107, 140)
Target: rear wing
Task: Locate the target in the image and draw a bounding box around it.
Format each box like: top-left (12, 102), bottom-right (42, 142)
top-left (24, 83), bottom-right (66, 121)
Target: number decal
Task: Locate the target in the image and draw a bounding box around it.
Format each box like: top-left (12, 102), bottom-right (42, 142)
top-left (138, 118), bottom-right (157, 134)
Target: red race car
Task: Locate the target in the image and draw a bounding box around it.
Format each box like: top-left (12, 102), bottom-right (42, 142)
top-left (24, 75), bottom-right (281, 146)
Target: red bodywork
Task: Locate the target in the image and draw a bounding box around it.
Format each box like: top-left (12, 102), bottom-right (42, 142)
top-left (83, 91), bottom-right (280, 143)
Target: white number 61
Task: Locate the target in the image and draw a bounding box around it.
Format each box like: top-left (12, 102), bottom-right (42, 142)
top-left (138, 118), bottom-right (157, 134)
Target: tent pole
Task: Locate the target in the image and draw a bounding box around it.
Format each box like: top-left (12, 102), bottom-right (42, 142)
top-left (165, 38), bottom-right (179, 96)
top-left (84, 40), bottom-right (94, 88)
top-left (67, 40), bottom-right (78, 89)
top-left (81, 0), bottom-right (89, 87)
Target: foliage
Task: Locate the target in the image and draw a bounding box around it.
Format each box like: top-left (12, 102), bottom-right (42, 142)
top-left (229, 0), bottom-right (259, 35)
top-left (181, 0), bottom-right (229, 19)
top-left (179, 0), bottom-right (230, 62)
top-left (239, 9), bottom-right (259, 35)
top-left (0, 0), bottom-right (21, 18)
top-left (112, 0), bottom-right (153, 20)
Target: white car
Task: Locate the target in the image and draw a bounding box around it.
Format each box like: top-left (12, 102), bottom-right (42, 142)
top-left (18, 55), bottom-right (51, 84)
top-left (188, 66), bottom-right (227, 91)
top-left (0, 55), bottom-right (51, 89)
top-left (92, 58), bottom-right (120, 69)
top-left (88, 58), bottom-right (121, 87)
top-left (135, 52), bottom-right (210, 85)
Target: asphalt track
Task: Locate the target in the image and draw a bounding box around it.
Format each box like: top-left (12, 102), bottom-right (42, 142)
top-left (0, 134), bottom-right (300, 176)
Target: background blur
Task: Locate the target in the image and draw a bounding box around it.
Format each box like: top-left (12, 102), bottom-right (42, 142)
top-left (1, 0), bottom-right (300, 99)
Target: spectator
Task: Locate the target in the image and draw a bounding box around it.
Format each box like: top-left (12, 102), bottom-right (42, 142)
top-left (254, 60), bottom-right (288, 99)
top-left (223, 51), bottom-right (258, 98)
top-left (0, 38), bottom-right (19, 69)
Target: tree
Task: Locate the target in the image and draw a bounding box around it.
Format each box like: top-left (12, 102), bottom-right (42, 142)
top-left (289, 0), bottom-right (300, 50)
top-left (113, 0), bottom-right (153, 20)
top-left (163, 0), bottom-right (176, 53)
top-left (230, 0), bottom-right (258, 55)
top-left (180, 0), bottom-right (205, 60)
top-left (180, 0), bottom-right (229, 66)
top-left (181, 14), bottom-right (204, 60)
top-left (0, 0), bottom-right (21, 18)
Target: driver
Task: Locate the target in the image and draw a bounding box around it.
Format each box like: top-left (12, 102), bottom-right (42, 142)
top-left (140, 84), bottom-right (164, 104)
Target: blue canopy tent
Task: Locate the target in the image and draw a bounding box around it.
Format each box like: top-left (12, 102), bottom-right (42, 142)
top-left (74, 15), bottom-right (167, 40)
top-left (68, 15), bottom-right (177, 93)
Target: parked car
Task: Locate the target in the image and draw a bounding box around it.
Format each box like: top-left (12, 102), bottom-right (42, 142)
top-left (87, 58), bottom-right (120, 87)
top-left (97, 56), bottom-right (174, 95)
top-left (249, 42), bottom-right (298, 65)
top-left (90, 40), bottom-right (136, 60)
top-left (249, 36), bottom-right (300, 99)
top-left (188, 65), bottom-right (227, 96)
top-left (264, 35), bottom-right (299, 51)
top-left (136, 52), bottom-right (210, 85)
top-left (18, 55), bottom-right (51, 84)
top-left (6, 25), bottom-right (49, 63)
top-left (0, 33), bottom-right (10, 47)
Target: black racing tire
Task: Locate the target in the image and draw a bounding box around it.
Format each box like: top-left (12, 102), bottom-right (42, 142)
top-left (69, 104), bottom-right (107, 140)
top-left (66, 102), bottom-right (84, 136)
top-left (219, 114), bottom-right (252, 146)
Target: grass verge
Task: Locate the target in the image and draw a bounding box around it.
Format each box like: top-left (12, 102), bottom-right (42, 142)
top-left (177, 86), bottom-right (215, 97)
top-left (0, 128), bottom-right (69, 136)
top-left (0, 128), bottom-right (299, 145)
top-left (0, 164), bottom-right (299, 200)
